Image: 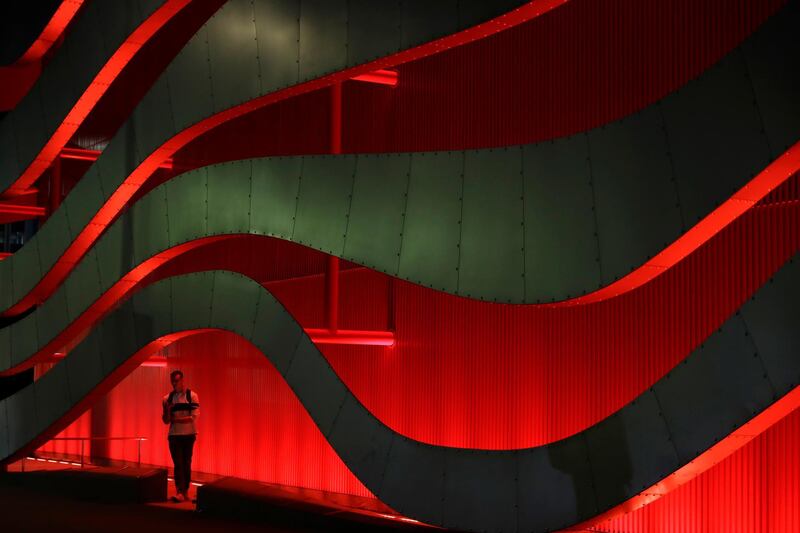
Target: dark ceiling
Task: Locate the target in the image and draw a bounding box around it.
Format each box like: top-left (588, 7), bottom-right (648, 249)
top-left (0, 0), bottom-right (61, 65)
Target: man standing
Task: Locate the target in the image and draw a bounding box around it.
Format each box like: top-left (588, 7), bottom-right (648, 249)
top-left (162, 369), bottom-right (199, 502)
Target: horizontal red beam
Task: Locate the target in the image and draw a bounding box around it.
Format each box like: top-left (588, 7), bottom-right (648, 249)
top-left (59, 147), bottom-right (103, 162)
top-left (60, 147), bottom-right (174, 169)
top-left (0, 202), bottom-right (46, 217)
top-left (305, 328), bottom-right (395, 347)
top-left (351, 69), bottom-right (398, 86)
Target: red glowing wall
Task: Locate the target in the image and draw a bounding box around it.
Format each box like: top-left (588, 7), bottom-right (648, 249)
top-left (176, 0), bottom-right (788, 167)
top-left (25, 1), bottom-right (800, 529)
top-left (121, 174), bottom-right (799, 450)
top-left (596, 408), bottom-right (800, 533)
top-left (38, 329), bottom-right (800, 532)
top-left (39, 331), bottom-right (373, 498)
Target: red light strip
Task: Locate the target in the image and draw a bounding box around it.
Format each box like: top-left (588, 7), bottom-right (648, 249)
top-left (351, 69), bottom-right (398, 86)
top-left (1, 0), bottom-right (192, 199)
top-left (305, 328), bottom-right (395, 347)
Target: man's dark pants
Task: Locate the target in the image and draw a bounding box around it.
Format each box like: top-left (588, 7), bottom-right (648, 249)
top-left (168, 434), bottom-right (196, 494)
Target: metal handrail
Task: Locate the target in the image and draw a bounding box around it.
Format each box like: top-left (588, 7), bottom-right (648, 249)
top-left (25, 436), bottom-right (148, 470)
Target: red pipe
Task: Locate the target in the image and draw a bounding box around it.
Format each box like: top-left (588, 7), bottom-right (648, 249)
top-left (351, 69), bottom-right (398, 87)
top-left (326, 255), bottom-right (340, 333)
top-left (58, 146), bottom-right (173, 168)
top-left (0, 203), bottom-right (46, 217)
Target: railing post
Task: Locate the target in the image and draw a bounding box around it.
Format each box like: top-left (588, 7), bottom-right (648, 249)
top-left (80, 440), bottom-right (84, 468)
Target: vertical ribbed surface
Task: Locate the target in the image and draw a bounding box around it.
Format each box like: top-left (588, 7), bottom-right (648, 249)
top-left (41, 338), bottom-right (800, 529)
top-left (44, 332), bottom-right (373, 497)
top-left (320, 181), bottom-right (800, 449)
top-left (144, 236), bottom-right (330, 286)
top-left (165, 0), bottom-right (788, 166)
top-left (171, 88), bottom-right (333, 170)
top-left (23, 0), bottom-right (796, 521)
top-left (763, 173), bottom-right (800, 205)
top-left (35, 392), bottom-right (92, 459)
top-left (343, 0), bottom-right (787, 152)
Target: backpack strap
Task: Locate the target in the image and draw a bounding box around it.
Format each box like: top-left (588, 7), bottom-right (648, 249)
top-left (186, 388), bottom-right (191, 404)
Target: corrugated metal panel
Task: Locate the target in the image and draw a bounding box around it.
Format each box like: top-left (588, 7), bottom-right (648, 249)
top-left (168, 1), bottom-right (788, 167)
top-left (343, 0), bottom-right (787, 153)
top-left (170, 88), bottom-right (332, 172)
top-left (25, 0), bottom-right (799, 523)
top-left (318, 182), bottom-right (799, 449)
top-left (67, 331), bottom-right (373, 498)
top-left (40, 175), bottom-right (798, 506)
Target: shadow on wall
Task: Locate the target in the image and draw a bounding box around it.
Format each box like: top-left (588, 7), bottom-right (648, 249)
top-left (549, 415), bottom-right (633, 520)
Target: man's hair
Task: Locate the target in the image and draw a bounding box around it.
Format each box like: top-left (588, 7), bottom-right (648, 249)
top-left (170, 369), bottom-right (184, 381)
